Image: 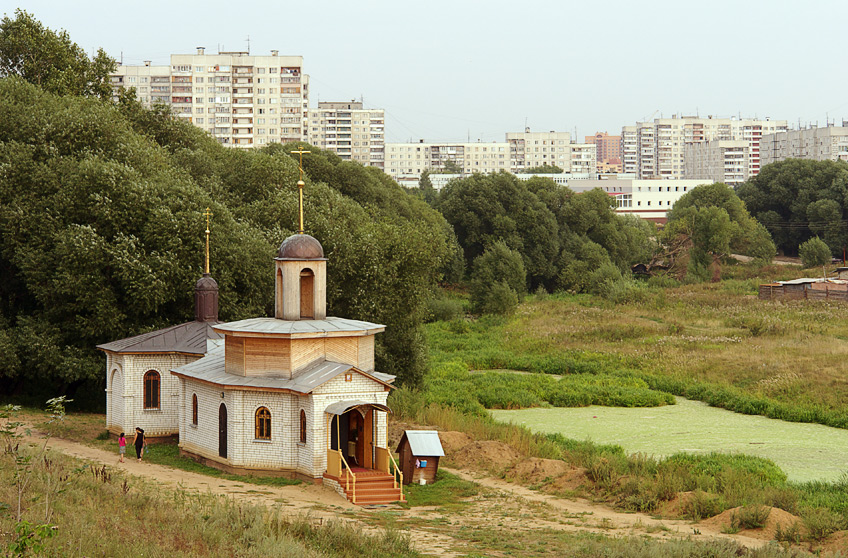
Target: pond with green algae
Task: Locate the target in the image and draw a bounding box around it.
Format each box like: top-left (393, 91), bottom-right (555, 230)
top-left (491, 397), bottom-right (848, 483)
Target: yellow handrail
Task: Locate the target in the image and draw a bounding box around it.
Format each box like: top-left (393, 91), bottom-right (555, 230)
top-left (338, 449), bottom-right (356, 504)
top-left (387, 451), bottom-right (405, 501)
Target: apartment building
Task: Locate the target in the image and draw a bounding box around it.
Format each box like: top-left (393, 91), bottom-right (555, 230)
top-left (506, 129), bottom-right (572, 172)
top-left (306, 101), bottom-right (385, 169)
top-left (760, 125), bottom-right (848, 166)
top-left (684, 140), bottom-right (750, 186)
top-left (111, 48), bottom-right (309, 148)
top-left (585, 132), bottom-right (622, 172)
top-left (621, 126), bottom-right (638, 175)
top-left (626, 115), bottom-right (787, 180)
top-left (384, 141), bottom-right (511, 184)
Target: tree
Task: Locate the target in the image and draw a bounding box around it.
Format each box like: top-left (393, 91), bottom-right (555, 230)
top-left (0, 10), bottom-right (115, 100)
top-left (663, 183), bottom-right (775, 280)
top-left (469, 242), bottom-right (526, 315)
top-left (522, 164), bottom-right (564, 174)
top-left (799, 237), bottom-right (831, 268)
top-left (437, 172), bottom-right (559, 290)
top-left (738, 159), bottom-right (848, 256)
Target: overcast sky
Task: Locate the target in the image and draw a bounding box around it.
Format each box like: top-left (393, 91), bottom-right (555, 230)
top-left (9, 0), bottom-right (848, 143)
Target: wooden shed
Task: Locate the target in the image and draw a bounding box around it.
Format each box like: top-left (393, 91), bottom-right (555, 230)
top-left (396, 430), bottom-right (444, 485)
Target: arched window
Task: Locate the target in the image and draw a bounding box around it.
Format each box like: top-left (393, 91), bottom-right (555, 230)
top-left (299, 409), bottom-right (307, 443)
top-left (255, 407), bottom-right (271, 440)
top-left (143, 371), bottom-right (160, 409)
top-left (192, 394), bottom-right (198, 425)
top-left (300, 268), bottom-right (314, 319)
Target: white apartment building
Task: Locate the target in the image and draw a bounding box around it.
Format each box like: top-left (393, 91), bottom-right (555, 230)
top-left (760, 125), bottom-right (848, 166)
top-left (384, 141), bottom-right (511, 184)
top-left (621, 126), bottom-right (638, 175)
top-left (306, 101), bottom-right (385, 169)
top-left (684, 140), bottom-right (749, 186)
top-left (385, 129), bottom-right (596, 183)
top-left (111, 48), bottom-right (309, 148)
top-left (626, 115), bottom-right (787, 180)
top-left (506, 129), bottom-right (573, 172)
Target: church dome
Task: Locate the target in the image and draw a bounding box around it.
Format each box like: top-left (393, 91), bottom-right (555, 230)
top-left (195, 274), bottom-right (219, 291)
top-left (276, 234), bottom-right (325, 260)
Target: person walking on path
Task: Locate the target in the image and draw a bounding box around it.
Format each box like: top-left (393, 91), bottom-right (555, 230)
top-left (132, 427), bottom-right (145, 462)
top-left (118, 432), bottom-right (127, 463)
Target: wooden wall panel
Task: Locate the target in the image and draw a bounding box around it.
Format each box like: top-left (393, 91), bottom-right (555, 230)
top-left (244, 337), bottom-right (291, 377)
top-left (358, 336), bottom-right (375, 372)
top-left (291, 338), bottom-right (324, 373)
top-left (326, 338), bottom-right (357, 367)
top-left (225, 336), bottom-right (245, 376)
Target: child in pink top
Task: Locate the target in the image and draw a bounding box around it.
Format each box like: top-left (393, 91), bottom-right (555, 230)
top-left (118, 432), bottom-right (126, 463)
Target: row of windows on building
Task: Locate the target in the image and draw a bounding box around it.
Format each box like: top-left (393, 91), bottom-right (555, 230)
top-left (141, 371), bottom-right (307, 443)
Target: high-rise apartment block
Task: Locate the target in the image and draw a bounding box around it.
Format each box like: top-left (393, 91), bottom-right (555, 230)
top-left (621, 126), bottom-right (638, 175)
top-left (625, 115), bottom-right (787, 180)
top-left (111, 48), bottom-right (309, 148)
top-left (506, 129), bottom-right (573, 172)
top-left (306, 101), bottom-right (385, 169)
top-left (760, 125), bottom-right (848, 166)
top-left (585, 132), bottom-right (622, 172)
top-left (684, 140), bottom-right (750, 186)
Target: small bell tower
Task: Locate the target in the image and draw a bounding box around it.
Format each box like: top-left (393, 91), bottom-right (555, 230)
top-left (274, 146), bottom-right (326, 321)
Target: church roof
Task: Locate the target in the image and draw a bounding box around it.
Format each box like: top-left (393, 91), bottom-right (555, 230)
top-left (213, 317), bottom-right (385, 337)
top-left (97, 321), bottom-right (223, 355)
top-left (276, 234), bottom-right (326, 260)
top-left (170, 344), bottom-right (395, 393)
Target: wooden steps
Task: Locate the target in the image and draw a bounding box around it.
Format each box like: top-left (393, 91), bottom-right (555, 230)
top-left (326, 469), bottom-right (404, 505)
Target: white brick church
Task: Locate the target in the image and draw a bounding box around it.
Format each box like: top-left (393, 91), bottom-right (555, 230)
top-left (100, 223), bottom-right (403, 503)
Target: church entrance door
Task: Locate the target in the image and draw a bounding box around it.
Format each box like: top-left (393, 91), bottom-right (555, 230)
top-left (219, 403), bottom-right (227, 458)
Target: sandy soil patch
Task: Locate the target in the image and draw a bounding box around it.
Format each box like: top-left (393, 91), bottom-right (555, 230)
top-left (437, 431), bottom-right (473, 455)
top-left (506, 457), bottom-right (572, 484)
top-left (450, 440), bottom-right (522, 472)
top-left (700, 506), bottom-right (802, 541)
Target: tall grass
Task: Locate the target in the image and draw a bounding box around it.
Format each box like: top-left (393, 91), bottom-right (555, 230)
top-left (0, 447), bottom-right (419, 557)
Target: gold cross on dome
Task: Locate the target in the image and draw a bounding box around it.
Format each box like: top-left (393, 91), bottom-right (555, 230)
top-left (290, 146), bottom-right (311, 234)
top-left (203, 207), bottom-right (213, 274)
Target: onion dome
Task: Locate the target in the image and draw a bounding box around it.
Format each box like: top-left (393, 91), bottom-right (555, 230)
top-left (276, 234), bottom-right (325, 260)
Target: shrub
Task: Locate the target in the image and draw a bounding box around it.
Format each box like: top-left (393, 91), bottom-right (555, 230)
top-left (469, 242), bottom-right (526, 315)
top-left (731, 505), bottom-right (771, 530)
top-left (425, 296), bottom-right (464, 322)
top-left (798, 236), bottom-right (831, 268)
top-left (801, 507), bottom-right (843, 541)
top-left (685, 490), bottom-right (725, 520)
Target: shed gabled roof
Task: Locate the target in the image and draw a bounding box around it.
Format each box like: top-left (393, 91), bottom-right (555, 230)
top-left (97, 321), bottom-right (223, 355)
top-left (397, 430), bottom-right (445, 457)
top-left (170, 344), bottom-right (395, 393)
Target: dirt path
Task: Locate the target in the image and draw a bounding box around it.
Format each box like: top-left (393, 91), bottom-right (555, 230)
top-left (24, 431), bottom-right (780, 556)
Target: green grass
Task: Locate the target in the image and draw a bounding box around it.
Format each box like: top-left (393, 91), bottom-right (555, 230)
top-left (399, 470), bottom-right (479, 510)
top-left (0, 445), bottom-right (418, 558)
top-left (141, 441), bottom-right (301, 487)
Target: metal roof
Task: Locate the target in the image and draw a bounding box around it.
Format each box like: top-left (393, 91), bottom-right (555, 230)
top-left (170, 345), bottom-right (395, 393)
top-left (213, 317), bottom-right (385, 337)
top-left (97, 321), bottom-right (223, 355)
top-left (398, 430), bottom-right (445, 457)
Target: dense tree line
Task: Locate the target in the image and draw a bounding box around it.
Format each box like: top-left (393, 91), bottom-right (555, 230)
top-left (737, 159), bottom-right (848, 257)
top-left (0, 13), bottom-right (457, 398)
top-left (435, 172), bottom-right (655, 302)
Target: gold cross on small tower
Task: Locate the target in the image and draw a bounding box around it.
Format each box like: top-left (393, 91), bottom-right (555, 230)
top-left (290, 146), bottom-right (311, 234)
top-left (203, 207), bottom-right (213, 275)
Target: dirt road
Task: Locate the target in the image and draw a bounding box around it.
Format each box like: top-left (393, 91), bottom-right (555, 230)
top-left (29, 433), bottom-right (776, 556)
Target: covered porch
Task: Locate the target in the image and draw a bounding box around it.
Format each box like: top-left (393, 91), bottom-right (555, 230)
top-left (323, 400), bottom-right (404, 504)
